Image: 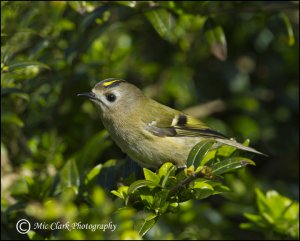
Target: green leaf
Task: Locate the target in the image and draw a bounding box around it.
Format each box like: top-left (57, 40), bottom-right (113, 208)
top-left (84, 164), bottom-right (103, 185)
top-left (127, 180), bottom-right (155, 195)
top-left (193, 180), bottom-right (214, 190)
top-left (256, 189), bottom-right (298, 220)
top-left (211, 183), bottom-right (231, 194)
top-left (244, 213), bottom-right (265, 224)
top-left (187, 140), bottom-right (216, 168)
top-left (111, 190), bottom-right (123, 199)
top-left (145, 9), bottom-right (175, 42)
top-left (1, 112), bottom-right (24, 127)
top-left (127, 179), bottom-right (156, 206)
top-left (211, 157), bottom-right (255, 175)
top-left (137, 214), bottom-right (158, 237)
top-left (111, 186), bottom-right (129, 200)
top-left (7, 61), bottom-right (50, 72)
top-left (255, 188), bottom-right (271, 214)
top-left (281, 201), bottom-right (299, 221)
top-left (158, 162), bottom-right (174, 178)
top-left (243, 189), bottom-right (299, 239)
top-left (261, 211), bottom-right (275, 224)
top-left (57, 159), bottom-right (80, 195)
top-left (242, 213), bottom-right (267, 228)
top-left (204, 18), bottom-right (227, 61)
top-left (200, 149), bottom-right (217, 166)
top-left (168, 202), bottom-right (179, 213)
top-left (215, 144), bottom-right (237, 157)
top-left (143, 168), bottom-right (160, 185)
top-left (152, 189), bottom-right (169, 213)
top-left (279, 12), bottom-right (295, 46)
top-left (139, 189), bottom-right (155, 208)
top-left (158, 162), bottom-right (176, 188)
top-left (193, 181), bottom-right (214, 199)
top-left (239, 222), bottom-right (258, 230)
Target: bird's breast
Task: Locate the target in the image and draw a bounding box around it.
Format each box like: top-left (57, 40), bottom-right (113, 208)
top-left (101, 116), bottom-right (202, 168)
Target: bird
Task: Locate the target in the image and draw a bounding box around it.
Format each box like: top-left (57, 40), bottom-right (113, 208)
top-left (78, 78), bottom-right (263, 168)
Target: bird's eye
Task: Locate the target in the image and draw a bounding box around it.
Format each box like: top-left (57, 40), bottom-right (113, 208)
top-left (105, 93), bottom-right (116, 102)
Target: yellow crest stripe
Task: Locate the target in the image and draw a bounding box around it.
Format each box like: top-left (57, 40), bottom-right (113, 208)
top-left (103, 79), bottom-right (120, 87)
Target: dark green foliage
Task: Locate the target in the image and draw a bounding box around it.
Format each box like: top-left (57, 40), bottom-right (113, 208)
top-left (1, 1), bottom-right (298, 240)
top-left (241, 189), bottom-right (299, 239)
top-left (112, 141), bottom-right (255, 236)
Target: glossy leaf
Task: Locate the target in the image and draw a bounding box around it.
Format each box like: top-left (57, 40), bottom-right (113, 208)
top-left (84, 164), bottom-right (103, 185)
top-left (139, 189), bottom-right (154, 208)
top-left (193, 181), bottom-right (214, 199)
top-left (242, 189), bottom-right (299, 239)
top-left (7, 61), bottom-right (50, 72)
top-left (145, 9), bottom-right (175, 42)
top-left (152, 189), bottom-right (169, 213)
top-left (111, 186), bottom-right (129, 200)
top-left (137, 214), bottom-right (158, 237)
top-left (127, 180), bottom-right (155, 195)
top-left (143, 168), bottom-right (160, 185)
top-left (187, 140), bottom-right (216, 168)
top-left (211, 157), bottom-right (255, 175)
top-left (204, 18), bottom-right (227, 61)
top-left (209, 182), bottom-right (231, 194)
top-left (158, 162), bottom-right (176, 188)
top-left (243, 213), bottom-right (266, 227)
top-left (256, 189), bottom-right (298, 220)
top-left (215, 144), bottom-right (237, 157)
top-left (57, 159), bottom-right (80, 194)
top-left (279, 12), bottom-right (295, 46)
top-left (158, 162), bottom-right (174, 178)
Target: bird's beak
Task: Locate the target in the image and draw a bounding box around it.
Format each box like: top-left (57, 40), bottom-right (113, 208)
top-left (77, 92), bottom-right (106, 108)
top-left (77, 92), bottom-right (97, 101)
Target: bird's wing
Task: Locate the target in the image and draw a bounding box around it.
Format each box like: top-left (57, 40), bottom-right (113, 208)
top-left (143, 112), bottom-right (264, 155)
top-left (143, 112), bottom-right (227, 138)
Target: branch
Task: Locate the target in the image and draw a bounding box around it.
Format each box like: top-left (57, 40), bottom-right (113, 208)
top-left (168, 167), bottom-right (213, 197)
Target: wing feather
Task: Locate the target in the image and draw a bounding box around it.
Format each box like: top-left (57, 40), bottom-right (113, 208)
top-left (144, 113), bottom-right (227, 139)
top-left (143, 111), bottom-right (264, 155)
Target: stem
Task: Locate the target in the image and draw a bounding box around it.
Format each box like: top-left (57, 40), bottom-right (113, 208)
top-left (168, 168), bottom-right (212, 197)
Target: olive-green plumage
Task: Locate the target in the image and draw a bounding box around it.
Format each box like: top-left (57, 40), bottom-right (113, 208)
top-left (78, 78), bottom-right (263, 168)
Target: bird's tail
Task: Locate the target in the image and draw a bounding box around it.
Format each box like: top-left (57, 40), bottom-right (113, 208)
top-left (215, 138), bottom-right (266, 156)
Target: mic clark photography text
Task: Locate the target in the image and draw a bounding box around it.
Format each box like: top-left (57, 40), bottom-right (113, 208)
top-left (33, 221), bottom-right (117, 232)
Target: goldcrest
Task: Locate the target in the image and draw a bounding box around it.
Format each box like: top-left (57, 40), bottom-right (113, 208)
top-left (78, 78), bottom-right (263, 168)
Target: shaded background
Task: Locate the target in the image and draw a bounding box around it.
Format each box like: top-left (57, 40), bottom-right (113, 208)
top-left (1, 1), bottom-right (299, 240)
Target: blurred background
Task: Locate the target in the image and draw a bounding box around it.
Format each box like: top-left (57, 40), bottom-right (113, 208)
top-left (1, 1), bottom-right (299, 240)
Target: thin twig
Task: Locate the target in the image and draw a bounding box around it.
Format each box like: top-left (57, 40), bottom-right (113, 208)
top-left (168, 168), bottom-right (212, 197)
